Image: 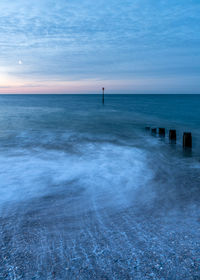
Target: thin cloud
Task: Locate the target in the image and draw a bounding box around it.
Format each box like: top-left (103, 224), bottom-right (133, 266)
top-left (0, 0), bottom-right (200, 93)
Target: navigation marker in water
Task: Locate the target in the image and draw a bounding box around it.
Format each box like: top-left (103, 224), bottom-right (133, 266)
top-left (102, 87), bottom-right (105, 105)
top-left (183, 132), bottom-right (192, 148)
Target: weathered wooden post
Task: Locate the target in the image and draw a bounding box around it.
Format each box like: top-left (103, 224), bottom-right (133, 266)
top-left (102, 87), bottom-right (105, 105)
top-left (183, 132), bottom-right (192, 148)
top-left (169, 129), bottom-right (176, 142)
top-left (151, 128), bottom-right (157, 135)
top-left (159, 128), bottom-right (165, 137)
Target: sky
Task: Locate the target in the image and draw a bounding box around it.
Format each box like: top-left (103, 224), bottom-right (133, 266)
top-left (0, 0), bottom-right (200, 94)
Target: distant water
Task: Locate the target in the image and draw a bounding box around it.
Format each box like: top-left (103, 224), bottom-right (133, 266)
top-left (0, 94), bottom-right (199, 280)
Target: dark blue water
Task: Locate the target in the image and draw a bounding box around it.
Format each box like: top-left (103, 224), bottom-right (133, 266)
top-left (0, 94), bottom-right (199, 279)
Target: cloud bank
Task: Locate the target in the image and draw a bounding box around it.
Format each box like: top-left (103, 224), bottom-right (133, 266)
top-left (0, 0), bottom-right (200, 93)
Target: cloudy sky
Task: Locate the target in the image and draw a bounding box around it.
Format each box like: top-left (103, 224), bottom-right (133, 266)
top-left (0, 0), bottom-right (200, 94)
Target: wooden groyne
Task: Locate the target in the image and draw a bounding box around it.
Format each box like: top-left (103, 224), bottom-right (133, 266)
top-left (145, 126), bottom-right (192, 149)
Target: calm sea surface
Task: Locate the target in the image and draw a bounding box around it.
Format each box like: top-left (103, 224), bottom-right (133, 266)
top-left (0, 94), bottom-right (199, 279)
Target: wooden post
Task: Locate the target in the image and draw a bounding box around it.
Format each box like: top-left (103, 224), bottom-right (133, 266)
top-left (169, 130), bottom-right (176, 142)
top-left (102, 87), bottom-right (105, 105)
top-left (151, 128), bottom-right (157, 135)
top-left (159, 128), bottom-right (165, 137)
top-left (183, 132), bottom-right (192, 148)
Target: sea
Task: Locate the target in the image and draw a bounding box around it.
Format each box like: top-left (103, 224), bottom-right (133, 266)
top-left (0, 94), bottom-right (199, 280)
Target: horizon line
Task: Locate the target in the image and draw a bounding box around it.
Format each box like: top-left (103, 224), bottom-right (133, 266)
top-left (0, 93), bottom-right (199, 95)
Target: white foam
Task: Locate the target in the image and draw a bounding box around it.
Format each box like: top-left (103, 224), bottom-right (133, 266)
top-left (0, 142), bottom-right (153, 211)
